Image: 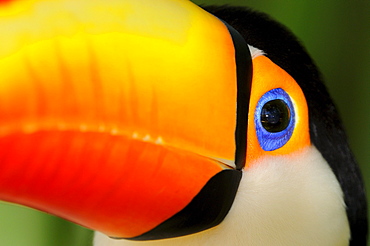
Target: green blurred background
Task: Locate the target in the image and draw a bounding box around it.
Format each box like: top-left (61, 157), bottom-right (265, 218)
top-left (0, 1), bottom-right (369, 245)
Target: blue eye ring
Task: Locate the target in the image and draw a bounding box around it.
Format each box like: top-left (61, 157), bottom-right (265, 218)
top-left (254, 88), bottom-right (295, 151)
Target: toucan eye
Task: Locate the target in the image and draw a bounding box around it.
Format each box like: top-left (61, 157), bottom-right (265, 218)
top-left (261, 99), bottom-right (290, 132)
top-left (255, 88), bottom-right (295, 151)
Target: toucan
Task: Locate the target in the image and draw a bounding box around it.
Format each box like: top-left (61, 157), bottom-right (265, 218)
top-left (0, 0), bottom-right (367, 245)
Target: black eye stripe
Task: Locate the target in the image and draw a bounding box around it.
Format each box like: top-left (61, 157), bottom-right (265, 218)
top-left (221, 20), bottom-right (252, 171)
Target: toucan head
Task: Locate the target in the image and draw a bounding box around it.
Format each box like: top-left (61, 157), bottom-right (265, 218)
top-left (0, 0), bottom-right (367, 245)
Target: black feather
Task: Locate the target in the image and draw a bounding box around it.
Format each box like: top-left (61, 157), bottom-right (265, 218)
top-left (204, 5), bottom-right (368, 245)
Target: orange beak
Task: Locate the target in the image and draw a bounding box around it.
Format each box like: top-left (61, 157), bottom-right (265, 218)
top-left (0, 0), bottom-right (251, 240)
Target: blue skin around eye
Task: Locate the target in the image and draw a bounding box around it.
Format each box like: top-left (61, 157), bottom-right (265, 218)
top-left (254, 88), bottom-right (295, 151)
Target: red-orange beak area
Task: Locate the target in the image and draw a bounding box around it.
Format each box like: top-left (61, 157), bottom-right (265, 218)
top-left (0, 130), bottom-right (240, 239)
top-left (0, 0), bottom-right (245, 240)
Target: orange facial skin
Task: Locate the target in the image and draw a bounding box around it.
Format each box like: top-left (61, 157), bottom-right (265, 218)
top-left (246, 55), bottom-right (311, 166)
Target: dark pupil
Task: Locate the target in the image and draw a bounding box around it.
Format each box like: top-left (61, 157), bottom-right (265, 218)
top-left (260, 99), bottom-right (291, 132)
